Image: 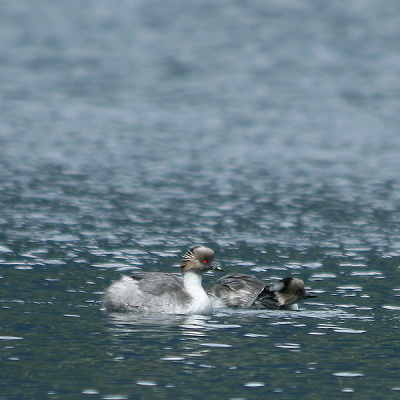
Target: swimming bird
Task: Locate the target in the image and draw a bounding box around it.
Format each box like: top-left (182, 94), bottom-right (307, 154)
top-left (103, 246), bottom-right (222, 315)
top-left (208, 274), bottom-right (317, 310)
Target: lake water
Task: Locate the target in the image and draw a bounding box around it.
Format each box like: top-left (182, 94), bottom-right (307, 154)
top-left (1, 0), bottom-right (400, 399)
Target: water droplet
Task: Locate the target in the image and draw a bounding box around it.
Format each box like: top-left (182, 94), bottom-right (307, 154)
top-left (244, 382), bottom-right (265, 388)
top-left (160, 356), bottom-right (185, 361)
top-left (333, 329), bottom-right (366, 334)
top-left (333, 372), bottom-right (364, 377)
top-left (0, 336), bottom-right (23, 340)
top-left (82, 389), bottom-right (100, 395)
top-left (136, 381), bottom-right (157, 386)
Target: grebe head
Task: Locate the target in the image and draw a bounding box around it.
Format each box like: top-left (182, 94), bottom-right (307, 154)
top-left (181, 246), bottom-right (222, 274)
top-left (275, 277), bottom-right (317, 306)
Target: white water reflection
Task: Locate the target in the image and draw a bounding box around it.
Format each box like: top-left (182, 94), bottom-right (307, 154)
top-left (2, 0), bottom-right (400, 398)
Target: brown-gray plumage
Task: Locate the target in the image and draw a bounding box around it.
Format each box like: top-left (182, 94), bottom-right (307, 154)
top-left (208, 274), bottom-right (317, 310)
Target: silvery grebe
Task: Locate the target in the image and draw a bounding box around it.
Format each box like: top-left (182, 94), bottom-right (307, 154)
top-left (103, 246), bottom-right (222, 315)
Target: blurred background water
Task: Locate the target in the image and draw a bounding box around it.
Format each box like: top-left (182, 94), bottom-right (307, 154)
top-left (1, 0), bottom-right (400, 399)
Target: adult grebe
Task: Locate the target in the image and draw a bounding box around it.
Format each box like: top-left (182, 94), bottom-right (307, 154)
top-left (208, 274), bottom-right (317, 310)
top-left (103, 246), bottom-right (222, 315)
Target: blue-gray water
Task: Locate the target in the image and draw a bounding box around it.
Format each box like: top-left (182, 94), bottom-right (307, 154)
top-left (1, 0), bottom-right (400, 399)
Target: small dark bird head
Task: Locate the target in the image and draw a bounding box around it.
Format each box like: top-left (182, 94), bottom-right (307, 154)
top-left (274, 277), bottom-right (317, 306)
top-left (256, 277), bottom-right (317, 309)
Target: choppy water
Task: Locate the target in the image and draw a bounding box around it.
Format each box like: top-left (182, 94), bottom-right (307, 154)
top-left (2, 0), bottom-right (400, 399)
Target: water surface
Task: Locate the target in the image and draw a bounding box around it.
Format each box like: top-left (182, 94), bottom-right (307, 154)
top-left (1, 0), bottom-right (400, 399)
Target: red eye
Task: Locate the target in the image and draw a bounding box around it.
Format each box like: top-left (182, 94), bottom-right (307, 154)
top-left (202, 259), bottom-right (208, 264)
top-left (297, 290), bottom-right (302, 295)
